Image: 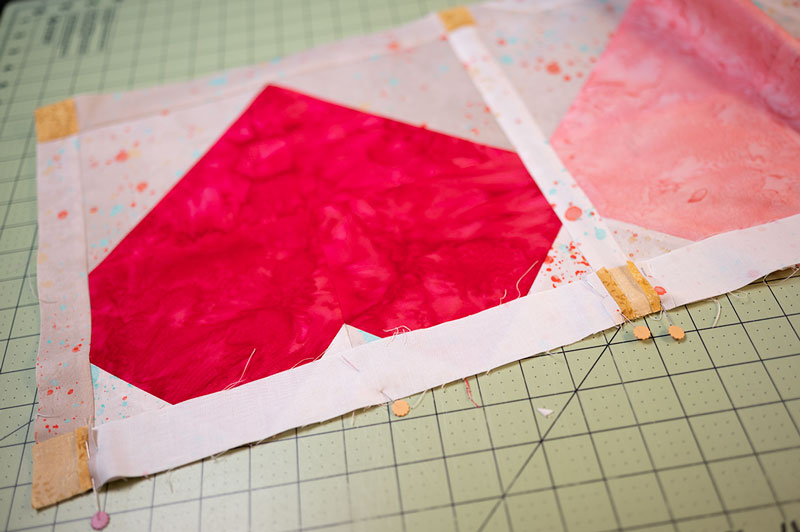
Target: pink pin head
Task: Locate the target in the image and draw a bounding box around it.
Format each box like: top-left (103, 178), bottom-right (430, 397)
top-left (91, 511), bottom-right (110, 530)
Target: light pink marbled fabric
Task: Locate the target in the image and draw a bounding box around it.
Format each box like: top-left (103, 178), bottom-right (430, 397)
top-left (552, 0), bottom-right (800, 240)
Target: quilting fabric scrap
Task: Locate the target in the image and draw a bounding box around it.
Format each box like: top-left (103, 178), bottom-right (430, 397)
top-left (30, 0), bottom-right (800, 507)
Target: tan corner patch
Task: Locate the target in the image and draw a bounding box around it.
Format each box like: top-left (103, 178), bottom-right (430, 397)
top-left (439, 6), bottom-right (475, 32)
top-left (625, 260), bottom-right (662, 313)
top-left (31, 426), bottom-right (92, 509)
top-left (597, 261), bottom-right (662, 320)
top-left (34, 98), bottom-right (78, 142)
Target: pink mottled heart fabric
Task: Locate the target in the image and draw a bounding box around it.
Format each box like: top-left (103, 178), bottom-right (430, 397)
top-left (552, 0), bottom-right (800, 240)
top-left (89, 85), bottom-right (561, 403)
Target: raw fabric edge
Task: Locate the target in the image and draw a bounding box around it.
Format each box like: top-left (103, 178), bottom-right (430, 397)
top-left (89, 213), bottom-right (800, 486)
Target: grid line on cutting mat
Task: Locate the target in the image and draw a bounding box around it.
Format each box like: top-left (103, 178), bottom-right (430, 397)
top-left (0, 0), bottom-right (799, 531)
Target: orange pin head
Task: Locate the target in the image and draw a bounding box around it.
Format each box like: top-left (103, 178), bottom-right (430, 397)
top-left (668, 325), bottom-right (685, 340)
top-left (392, 399), bottom-right (410, 417)
top-left (633, 325), bottom-right (651, 340)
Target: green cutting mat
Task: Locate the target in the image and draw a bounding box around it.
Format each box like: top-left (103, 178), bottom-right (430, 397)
top-left (1, 0), bottom-right (799, 530)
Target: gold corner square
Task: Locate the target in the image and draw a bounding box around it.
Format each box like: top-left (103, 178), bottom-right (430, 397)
top-left (31, 426), bottom-right (91, 509)
top-left (439, 6), bottom-right (475, 32)
top-left (35, 98), bottom-right (78, 142)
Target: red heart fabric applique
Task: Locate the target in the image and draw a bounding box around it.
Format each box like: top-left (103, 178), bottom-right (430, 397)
top-left (89, 85), bottom-right (561, 404)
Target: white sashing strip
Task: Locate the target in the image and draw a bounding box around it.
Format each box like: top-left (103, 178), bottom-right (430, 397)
top-left (641, 213), bottom-right (800, 309)
top-left (444, 24), bottom-right (628, 270)
top-left (90, 214), bottom-right (800, 486)
top-left (92, 277), bottom-right (617, 485)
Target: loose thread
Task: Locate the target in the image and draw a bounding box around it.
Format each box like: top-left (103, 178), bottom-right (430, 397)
top-left (251, 434), bottom-right (274, 447)
top-left (211, 448), bottom-right (231, 461)
top-left (222, 348), bottom-right (257, 391)
top-left (383, 325), bottom-right (411, 335)
top-left (464, 378), bottom-right (480, 408)
top-left (411, 389), bottom-right (428, 409)
top-left (165, 469), bottom-right (175, 494)
top-left (514, 260), bottom-right (539, 299)
top-left (711, 298), bottom-right (722, 328)
top-left (384, 325), bottom-right (411, 345)
top-left (775, 265), bottom-right (800, 284)
top-left (539, 350), bottom-right (565, 365)
top-left (289, 351), bottom-right (325, 370)
top-left (650, 306), bottom-right (665, 321)
top-left (350, 410), bottom-right (356, 427)
top-left (499, 289), bottom-right (508, 304)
